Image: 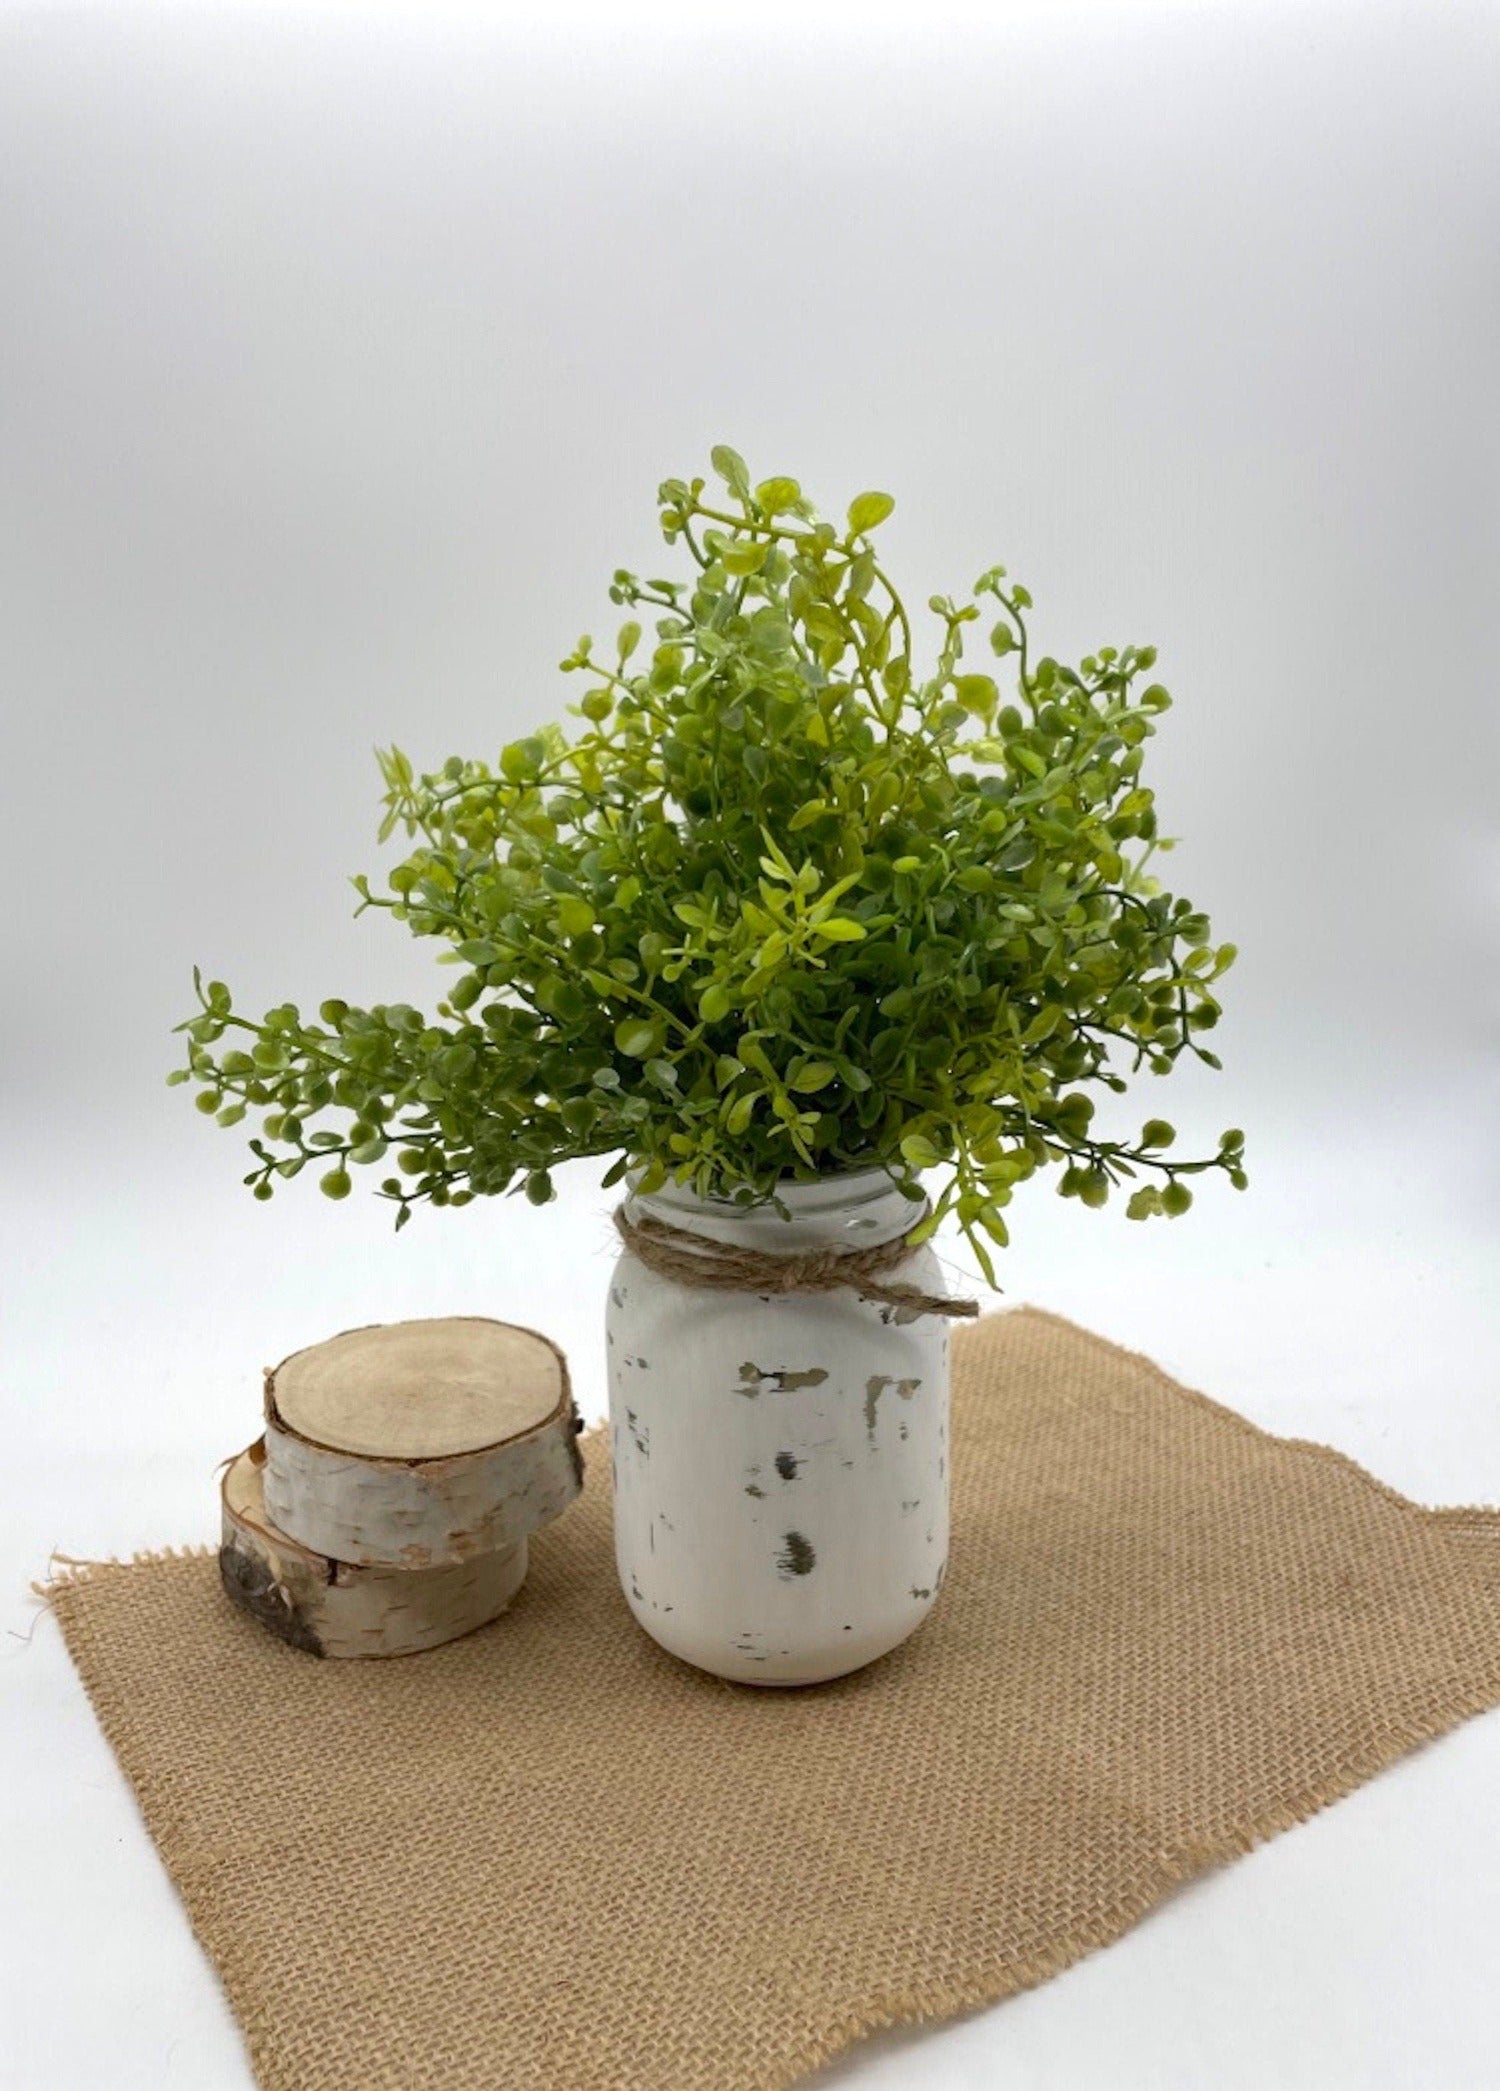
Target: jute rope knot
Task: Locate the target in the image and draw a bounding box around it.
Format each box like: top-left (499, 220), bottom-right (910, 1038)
top-left (613, 1204), bottom-right (979, 1320)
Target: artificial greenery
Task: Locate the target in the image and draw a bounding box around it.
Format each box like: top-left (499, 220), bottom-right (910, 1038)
top-left (174, 447), bottom-right (1245, 1282)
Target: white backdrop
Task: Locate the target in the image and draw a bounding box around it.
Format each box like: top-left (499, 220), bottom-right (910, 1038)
top-left (3, 4), bottom-right (1497, 2087)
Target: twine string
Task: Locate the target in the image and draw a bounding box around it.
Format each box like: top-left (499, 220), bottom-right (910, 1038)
top-left (613, 1204), bottom-right (979, 1320)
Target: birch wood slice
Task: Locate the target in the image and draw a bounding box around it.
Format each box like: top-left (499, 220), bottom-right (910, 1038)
top-left (262, 1317), bottom-right (583, 1568)
top-left (219, 1442), bottom-right (530, 1659)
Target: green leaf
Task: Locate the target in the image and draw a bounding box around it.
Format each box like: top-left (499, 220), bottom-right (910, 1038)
top-left (725, 1090), bottom-right (759, 1136)
top-left (1162, 1180), bottom-right (1193, 1216)
top-left (755, 476), bottom-right (801, 514)
top-left (881, 656), bottom-right (911, 701)
top-left (710, 444), bottom-right (750, 497)
top-left (319, 1168), bottom-right (352, 1201)
top-left (614, 1017), bottom-right (664, 1058)
top-left (847, 491), bottom-right (895, 534)
top-left (810, 917), bottom-right (866, 943)
top-left (954, 674), bottom-right (999, 720)
top-left (744, 625), bottom-right (789, 671)
top-left (722, 539), bottom-right (769, 575)
top-left (738, 1037), bottom-right (776, 1081)
top-left (965, 1225), bottom-right (999, 1288)
top-left (556, 894), bottom-right (594, 939)
top-left (1140, 1119), bottom-right (1175, 1149)
top-left (698, 982), bottom-right (734, 1023)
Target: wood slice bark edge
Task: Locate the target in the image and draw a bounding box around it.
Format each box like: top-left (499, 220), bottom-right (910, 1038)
top-left (219, 1442), bottom-right (530, 1659)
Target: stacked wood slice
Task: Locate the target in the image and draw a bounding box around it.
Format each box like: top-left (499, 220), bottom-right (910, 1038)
top-left (219, 1316), bottom-right (583, 1659)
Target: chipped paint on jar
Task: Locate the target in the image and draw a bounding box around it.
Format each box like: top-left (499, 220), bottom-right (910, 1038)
top-left (607, 1170), bottom-right (950, 1686)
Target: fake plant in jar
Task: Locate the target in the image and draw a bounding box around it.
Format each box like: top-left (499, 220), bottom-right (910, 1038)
top-left (176, 446), bottom-right (1245, 1686)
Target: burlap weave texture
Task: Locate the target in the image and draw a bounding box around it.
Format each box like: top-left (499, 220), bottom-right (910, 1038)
top-left (49, 1307), bottom-right (1500, 2091)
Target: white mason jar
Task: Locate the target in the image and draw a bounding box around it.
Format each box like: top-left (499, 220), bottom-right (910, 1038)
top-left (606, 1169), bottom-right (951, 1686)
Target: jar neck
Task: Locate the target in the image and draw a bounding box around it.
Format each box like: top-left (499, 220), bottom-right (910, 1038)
top-left (625, 1168), bottom-right (921, 1254)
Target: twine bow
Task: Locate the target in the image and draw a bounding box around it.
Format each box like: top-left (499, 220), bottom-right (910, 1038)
top-left (613, 1205), bottom-right (978, 1320)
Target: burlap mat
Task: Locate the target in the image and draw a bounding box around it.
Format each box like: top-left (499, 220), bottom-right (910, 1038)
top-left (47, 1307), bottom-right (1500, 2091)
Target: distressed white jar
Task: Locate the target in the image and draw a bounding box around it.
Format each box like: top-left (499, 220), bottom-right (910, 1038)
top-left (607, 1170), bottom-right (951, 1686)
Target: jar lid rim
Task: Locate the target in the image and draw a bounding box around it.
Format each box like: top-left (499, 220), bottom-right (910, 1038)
top-left (626, 1165), bottom-right (918, 1221)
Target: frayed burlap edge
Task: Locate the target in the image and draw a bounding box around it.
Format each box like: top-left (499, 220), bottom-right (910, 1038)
top-left (34, 1542), bottom-right (219, 1604)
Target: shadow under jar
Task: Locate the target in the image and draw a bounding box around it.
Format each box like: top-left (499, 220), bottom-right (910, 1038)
top-left (606, 1169), bottom-right (952, 1685)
